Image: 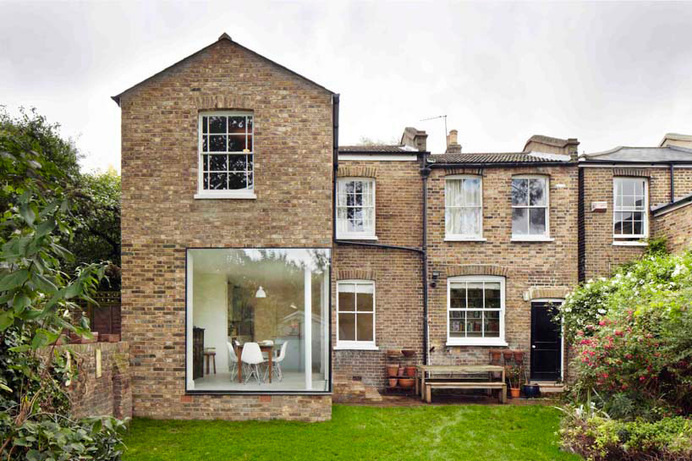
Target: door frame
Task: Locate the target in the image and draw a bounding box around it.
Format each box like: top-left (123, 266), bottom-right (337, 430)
top-left (530, 298), bottom-right (565, 382)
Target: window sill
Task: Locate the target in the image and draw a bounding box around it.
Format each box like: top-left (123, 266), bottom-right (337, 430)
top-left (336, 235), bottom-right (378, 241)
top-left (444, 236), bottom-right (487, 242)
top-left (612, 240), bottom-right (648, 247)
top-left (334, 345), bottom-right (379, 351)
top-left (511, 237), bottom-right (554, 243)
top-left (194, 191), bottom-right (257, 200)
top-left (446, 340), bottom-right (509, 347)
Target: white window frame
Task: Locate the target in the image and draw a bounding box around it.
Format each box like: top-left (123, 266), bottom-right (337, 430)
top-left (446, 275), bottom-right (507, 347)
top-left (511, 175), bottom-right (551, 242)
top-left (613, 177), bottom-right (648, 240)
top-left (445, 175), bottom-right (485, 241)
top-left (195, 111), bottom-right (256, 200)
top-left (336, 177), bottom-right (377, 240)
top-left (335, 280), bottom-right (377, 350)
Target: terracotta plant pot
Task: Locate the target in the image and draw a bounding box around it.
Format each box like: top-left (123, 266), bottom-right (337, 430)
top-left (514, 351), bottom-right (525, 364)
top-left (503, 351), bottom-right (513, 362)
top-left (386, 349), bottom-right (400, 358)
top-left (397, 367), bottom-right (405, 377)
top-left (399, 378), bottom-right (415, 389)
top-left (510, 387), bottom-right (521, 399)
top-left (490, 350), bottom-right (502, 364)
top-left (404, 366), bottom-right (416, 377)
top-left (401, 349), bottom-right (416, 358)
top-left (388, 378), bottom-right (398, 388)
top-left (386, 364), bottom-right (399, 377)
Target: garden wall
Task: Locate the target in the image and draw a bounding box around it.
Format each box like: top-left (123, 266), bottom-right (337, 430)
top-left (60, 342), bottom-right (132, 420)
top-left (653, 200), bottom-right (692, 254)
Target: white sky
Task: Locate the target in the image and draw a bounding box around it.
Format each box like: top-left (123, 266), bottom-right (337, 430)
top-left (2, 1), bottom-right (691, 173)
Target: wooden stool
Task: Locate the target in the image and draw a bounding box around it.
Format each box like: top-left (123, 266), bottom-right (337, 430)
top-left (204, 350), bottom-right (216, 375)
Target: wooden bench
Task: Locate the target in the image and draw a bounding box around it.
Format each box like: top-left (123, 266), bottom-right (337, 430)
top-left (417, 365), bottom-right (507, 404)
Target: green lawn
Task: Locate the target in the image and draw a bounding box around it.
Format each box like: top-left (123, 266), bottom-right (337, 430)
top-left (122, 404), bottom-right (581, 461)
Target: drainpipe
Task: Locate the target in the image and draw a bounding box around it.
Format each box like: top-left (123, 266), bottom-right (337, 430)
top-left (421, 156), bottom-right (431, 366)
top-left (332, 94), bottom-right (340, 243)
top-left (669, 163), bottom-right (675, 203)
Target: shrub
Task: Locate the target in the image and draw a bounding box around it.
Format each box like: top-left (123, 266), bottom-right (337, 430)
top-left (560, 406), bottom-right (692, 461)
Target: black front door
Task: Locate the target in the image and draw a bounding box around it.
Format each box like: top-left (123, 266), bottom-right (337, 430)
top-left (530, 301), bottom-right (562, 381)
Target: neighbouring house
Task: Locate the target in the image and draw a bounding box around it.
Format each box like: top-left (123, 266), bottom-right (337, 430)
top-left (111, 33), bottom-right (692, 420)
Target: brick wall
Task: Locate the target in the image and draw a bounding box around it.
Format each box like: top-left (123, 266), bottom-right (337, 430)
top-left (120, 38), bottom-right (333, 421)
top-left (426, 165), bottom-right (579, 377)
top-left (581, 167), bottom-right (692, 280)
top-left (333, 159), bottom-right (424, 391)
top-left (654, 203), bottom-right (692, 254)
top-left (64, 342), bottom-right (132, 420)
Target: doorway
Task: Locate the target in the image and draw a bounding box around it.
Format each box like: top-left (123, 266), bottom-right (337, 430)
top-left (530, 300), bottom-right (563, 381)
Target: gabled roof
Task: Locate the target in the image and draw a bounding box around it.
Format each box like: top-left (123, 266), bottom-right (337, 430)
top-left (580, 145), bottom-right (692, 163)
top-left (111, 33), bottom-right (334, 106)
top-left (659, 133), bottom-right (692, 147)
top-left (339, 145), bottom-right (420, 153)
top-left (429, 151), bottom-right (572, 164)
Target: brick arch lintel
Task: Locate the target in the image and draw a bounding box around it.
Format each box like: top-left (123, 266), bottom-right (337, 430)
top-left (613, 168), bottom-right (650, 178)
top-left (337, 165), bottom-right (378, 178)
top-left (445, 265), bottom-right (509, 278)
top-left (194, 95), bottom-right (252, 111)
top-left (336, 268), bottom-right (374, 281)
top-left (526, 286), bottom-right (572, 300)
top-left (444, 168), bottom-right (484, 176)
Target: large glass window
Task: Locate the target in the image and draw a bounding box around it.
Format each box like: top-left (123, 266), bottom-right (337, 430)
top-left (336, 281), bottom-right (375, 349)
top-left (336, 178), bottom-right (376, 239)
top-left (613, 177), bottom-right (647, 238)
top-left (198, 112), bottom-right (254, 197)
top-left (511, 176), bottom-right (549, 239)
top-left (447, 276), bottom-right (506, 346)
top-left (445, 175), bottom-right (483, 239)
top-left (186, 249), bottom-right (330, 393)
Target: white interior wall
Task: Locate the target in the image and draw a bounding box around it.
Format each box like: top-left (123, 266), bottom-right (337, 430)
top-left (193, 273), bottom-right (229, 371)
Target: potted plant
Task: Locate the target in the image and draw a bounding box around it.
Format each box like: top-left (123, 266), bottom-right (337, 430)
top-left (401, 349), bottom-right (416, 358)
top-left (489, 350), bottom-right (502, 365)
top-left (522, 382), bottom-right (540, 398)
top-left (404, 366), bottom-right (416, 377)
top-left (503, 350), bottom-right (513, 362)
top-left (388, 378), bottom-right (398, 388)
top-left (507, 364), bottom-right (523, 398)
top-left (386, 364), bottom-right (399, 377)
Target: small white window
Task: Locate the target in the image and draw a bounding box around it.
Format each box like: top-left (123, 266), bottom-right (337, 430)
top-left (613, 177), bottom-right (648, 239)
top-left (336, 178), bottom-right (376, 240)
top-left (511, 176), bottom-right (549, 239)
top-left (336, 280), bottom-right (376, 350)
top-left (445, 176), bottom-right (483, 240)
top-left (447, 276), bottom-right (506, 346)
top-left (196, 111), bottom-right (255, 199)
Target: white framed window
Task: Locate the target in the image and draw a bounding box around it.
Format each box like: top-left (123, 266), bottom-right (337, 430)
top-left (336, 178), bottom-right (376, 240)
top-left (336, 280), bottom-right (376, 350)
top-left (196, 111), bottom-right (255, 199)
top-left (511, 175), bottom-right (550, 240)
top-left (447, 275), bottom-right (507, 346)
top-left (445, 175), bottom-right (483, 240)
top-left (613, 177), bottom-right (648, 239)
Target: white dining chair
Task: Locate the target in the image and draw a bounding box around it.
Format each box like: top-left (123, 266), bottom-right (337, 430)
top-left (241, 342), bottom-right (265, 385)
top-left (226, 342), bottom-right (239, 381)
top-left (265, 341), bottom-right (288, 382)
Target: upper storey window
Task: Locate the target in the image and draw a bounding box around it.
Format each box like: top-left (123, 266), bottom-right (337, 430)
top-left (613, 177), bottom-right (648, 239)
top-left (445, 175), bottom-right (483, 240)
top-left (336, 178), bottom-right (376, 240)
top-left (196, 112), bottom-right (255, 199)
top-left (511, 175), bottom-right (550, 240)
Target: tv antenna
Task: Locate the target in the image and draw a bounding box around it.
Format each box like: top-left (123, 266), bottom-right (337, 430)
top-left (420, 114), bottom-right (448, 136)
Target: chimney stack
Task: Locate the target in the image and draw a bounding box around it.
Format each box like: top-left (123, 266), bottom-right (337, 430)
top-left (400, 127), bottom-right (428, 152)
top-left (446, 129), bottom-right (462, 154)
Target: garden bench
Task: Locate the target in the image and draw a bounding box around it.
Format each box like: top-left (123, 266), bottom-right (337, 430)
top-left (417, 365), bottom-right (507, 404)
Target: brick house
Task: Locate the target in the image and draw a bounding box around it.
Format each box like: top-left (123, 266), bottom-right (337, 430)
top-left (113, 34), bottom-right (692, 420)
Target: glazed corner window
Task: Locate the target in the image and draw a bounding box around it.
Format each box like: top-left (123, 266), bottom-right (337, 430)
top-left (447, 276), bottom-right (506, 346)
top-left (336, 178), bottom-right (376, 239)
top-left (613, 177), bottom-right (648, 238)
top-left (336, 280), bottom-right (376, 349)
top-left (511, 176), bottom-right (549, 239)
top-left (197, 112), bottom-right (254, 198)
top-left (445, 175), bottom-right (482, 239)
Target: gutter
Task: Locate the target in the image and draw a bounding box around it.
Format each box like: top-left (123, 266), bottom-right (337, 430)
top-left (428, 161), bottom-right (575, 168)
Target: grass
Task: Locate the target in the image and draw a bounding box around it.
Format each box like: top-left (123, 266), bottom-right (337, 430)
top-left (122, 404), bottom-right (582, 461)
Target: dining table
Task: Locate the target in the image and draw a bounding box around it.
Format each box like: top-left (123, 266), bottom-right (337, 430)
top-left (234, 343), bottom-right (275, 383)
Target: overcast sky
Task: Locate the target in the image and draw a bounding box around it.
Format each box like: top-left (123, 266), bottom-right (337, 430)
top-left (2, 1), bottom-right (692, 172)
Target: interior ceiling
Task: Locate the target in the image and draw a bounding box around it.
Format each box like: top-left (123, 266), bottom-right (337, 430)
top-left (189, 248), bottom-right (330, 279)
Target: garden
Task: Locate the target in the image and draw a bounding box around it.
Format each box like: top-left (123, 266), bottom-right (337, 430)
top-left (557, 242), bottom-right (692, 460)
